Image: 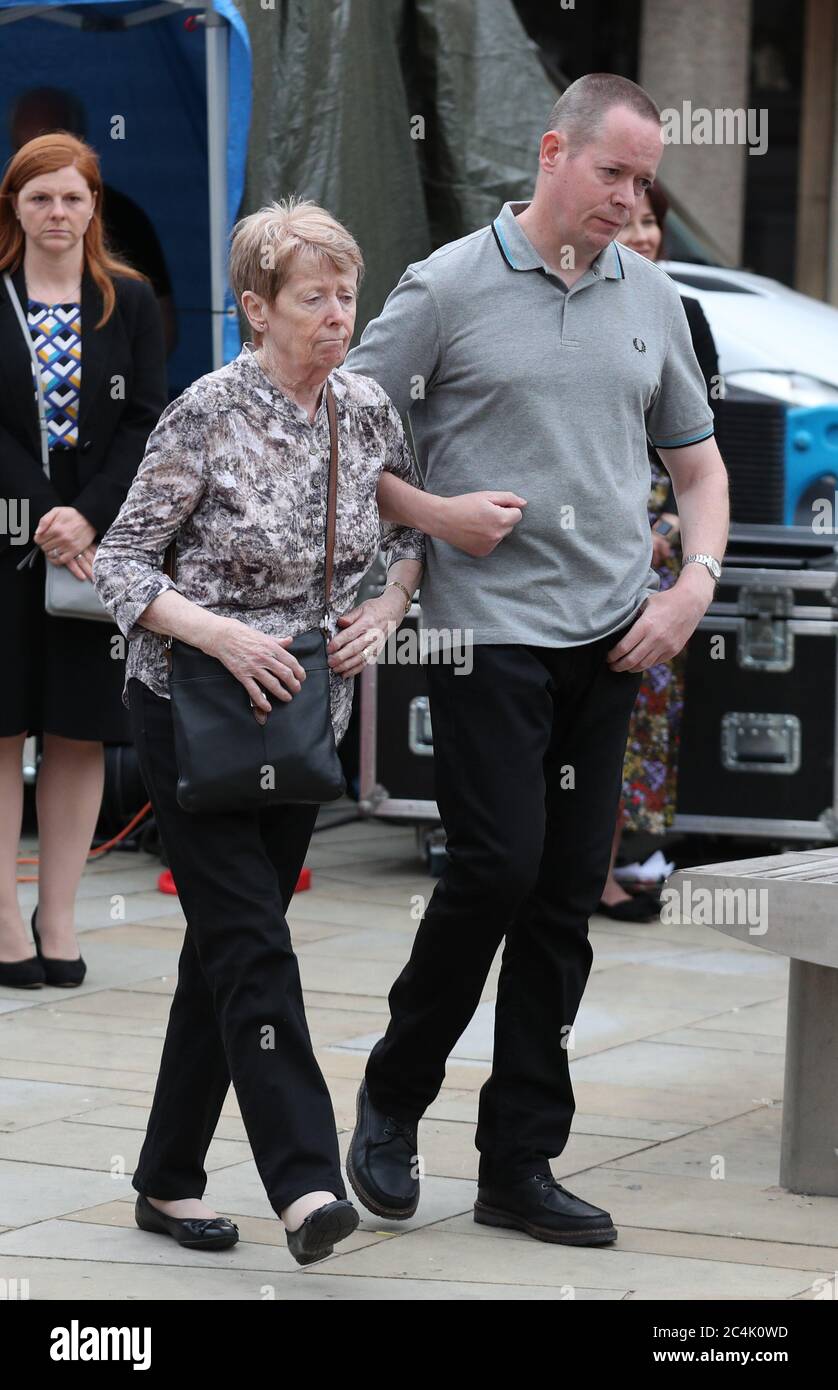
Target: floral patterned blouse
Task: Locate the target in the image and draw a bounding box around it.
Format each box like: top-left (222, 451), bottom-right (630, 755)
top-left (92, 344), bottom-right (426, 745)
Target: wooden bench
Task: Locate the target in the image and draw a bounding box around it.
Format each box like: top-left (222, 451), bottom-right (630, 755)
top-left (666, 849), bottom-right (838, 1197)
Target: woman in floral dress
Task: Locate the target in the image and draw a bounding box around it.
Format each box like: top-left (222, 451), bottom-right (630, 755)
top-left (599, 184), bottom-right (719, 920)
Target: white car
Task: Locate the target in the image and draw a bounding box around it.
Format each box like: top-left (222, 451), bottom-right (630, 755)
top-left (659, 260), bottom-right (838, 407)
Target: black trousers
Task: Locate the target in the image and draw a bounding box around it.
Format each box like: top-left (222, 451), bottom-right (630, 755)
top-left (127, 678), bottom-right (346, 1215)
top-left (365, 625), bottom-right (643, 1186)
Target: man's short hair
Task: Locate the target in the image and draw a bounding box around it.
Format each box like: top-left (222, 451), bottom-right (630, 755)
top-left (546, 73), bottom-right (660, 153)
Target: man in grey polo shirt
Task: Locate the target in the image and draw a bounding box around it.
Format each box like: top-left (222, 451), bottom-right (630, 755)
top-left (336, 73), bottom-right (729, 1246)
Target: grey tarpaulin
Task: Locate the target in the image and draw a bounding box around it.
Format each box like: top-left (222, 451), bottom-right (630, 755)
top-left (408, 0), bottom-right (557, 248)
top-left (232, 0), bottom-right (557, 331)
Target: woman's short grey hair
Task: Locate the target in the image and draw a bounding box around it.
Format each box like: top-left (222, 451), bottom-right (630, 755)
top-left (229, 197), bottom-right (364, 317)
top-left (546, 74), bottom-right (660, 154)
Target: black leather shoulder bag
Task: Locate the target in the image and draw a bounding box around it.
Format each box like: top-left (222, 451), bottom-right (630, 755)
top-left (163, 379), bottom-right (346, 814)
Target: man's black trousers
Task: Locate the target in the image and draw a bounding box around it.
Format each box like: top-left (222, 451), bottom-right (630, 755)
top-left (365, 625), bottom-right (643, 1185)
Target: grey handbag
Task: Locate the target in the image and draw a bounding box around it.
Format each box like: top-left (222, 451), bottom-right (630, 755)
top-left (4, 270), bottom-right (112, 623)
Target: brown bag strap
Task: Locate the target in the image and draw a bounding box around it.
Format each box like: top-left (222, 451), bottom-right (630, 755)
top-left (163, 538), bottom-right (176, 584)
top-left (162, 538), bottom-right (176, 671)
top-left (323, 378), bottom-right (338, 620)
top-left (161, 376), bottom-right (339, 662)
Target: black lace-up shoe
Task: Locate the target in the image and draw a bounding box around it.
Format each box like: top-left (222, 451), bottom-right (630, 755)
top-left (134, 1193), bottom-right (239, 1250)
top-left (474, 1173), bottom-right (618, 1246)
top-left (346, 1079), bottom-right (420, 1219)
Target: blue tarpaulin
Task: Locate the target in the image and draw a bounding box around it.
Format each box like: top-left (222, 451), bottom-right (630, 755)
top-left (0, 0), bottom-right (251, 391)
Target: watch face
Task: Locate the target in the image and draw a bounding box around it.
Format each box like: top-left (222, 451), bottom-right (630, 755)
top-left (654, 521), bottom-right (674, 537)
top-left (708, 557), bottom-right (722, 579)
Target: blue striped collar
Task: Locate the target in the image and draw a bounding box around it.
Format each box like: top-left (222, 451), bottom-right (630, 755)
top-left (491, 201), bottom-right (626, 280)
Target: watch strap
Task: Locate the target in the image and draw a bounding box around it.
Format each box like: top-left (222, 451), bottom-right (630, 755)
top-left (683, 553), bottom-right (721, 581)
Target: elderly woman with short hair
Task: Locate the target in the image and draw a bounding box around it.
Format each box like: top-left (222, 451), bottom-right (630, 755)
top-left (92, 199), bottom-right (426, 1265)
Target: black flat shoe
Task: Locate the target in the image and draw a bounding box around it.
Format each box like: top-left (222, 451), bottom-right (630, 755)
top-left (31, 907), bottom-right (87, 988)
top-left (474, 1173), bottom-right (618, 1246)
top-left (285, 1199), bottom-right (359, 1266)
top-left (628, 888), bottom-right (663, 914)
top-left (0, 953), bottom-right (45, 989)
top-left (346, 1079), bottom-right (420, 1219)
top-left (596, 896), bottom-right (658, 922)
top-left (134, 1193), bottom-right (239, 1250)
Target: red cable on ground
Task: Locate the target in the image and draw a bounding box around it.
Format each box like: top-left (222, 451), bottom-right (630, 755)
top-left (16, 802), bottom-right (153, 883)
top-left (18, 801), bottom-right (313, 896)
top-left (19, 806), bottom-right (314, 900)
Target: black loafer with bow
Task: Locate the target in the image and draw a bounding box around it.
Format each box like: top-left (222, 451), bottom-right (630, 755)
top-left (474, 1173), bottom-right (618, 1246)
top-left (134, 1193), bottom-right (240, 1250)
top-left (346, 1079), bottom-right (420, 1219)
top-left (286, 1199), bottom-right (359, 1266)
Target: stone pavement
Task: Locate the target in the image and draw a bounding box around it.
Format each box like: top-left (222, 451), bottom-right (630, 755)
top-left (1, 814), bottom-right (836, 1301)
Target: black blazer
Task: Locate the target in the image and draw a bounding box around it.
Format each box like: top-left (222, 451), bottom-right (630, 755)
top-left (0, 263), bottom-right (166, 555)
top-left (681, 294), bottom-right (719, 398)
top-left (658, 293), bottom-right (720, 515)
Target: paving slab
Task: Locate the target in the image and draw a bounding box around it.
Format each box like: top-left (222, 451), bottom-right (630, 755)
top-left (542, 1166), bottom-right (838, 1245)
top-left (603, 1107), bottom-right (786, 1187)
top-left (567, 1039), bottom-right (784, 1098)
top-left (0, 1118), bottom-right (250, 1175)
top-left (8, 822), bottom-right (834, 1301)
top-left (0, 1058), bottom-right (156, 1094)
top-left (202, 1158), bottom-right (476, 1234)
top-left (0, 1254), bottom-right (625, 1300)
top-left (316, 1226), bottom-right (818, 1299)
top-left (0, 1079), bottom-right (137, 1133)
top-left (0, 1158), bottom-right (137, 1226)
top-left (647, 1026), bottom-right (785, 1055)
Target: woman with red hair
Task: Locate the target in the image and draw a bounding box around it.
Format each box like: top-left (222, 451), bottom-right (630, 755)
top-left (0, 133), bottom-right (166, 987)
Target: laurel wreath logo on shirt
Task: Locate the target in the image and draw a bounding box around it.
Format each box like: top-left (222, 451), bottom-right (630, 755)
top-left (633, 337), bottom-right (647, 353)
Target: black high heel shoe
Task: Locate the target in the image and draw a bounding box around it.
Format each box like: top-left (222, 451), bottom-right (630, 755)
top-left (0, 946), bottom-right (45, 989)
top-left (31, 907), bottom-right (87, 988)
top-left (134, 1193), bottom-right (239, 1250)
top-left (285, 1199), bottom-right (359, 1266)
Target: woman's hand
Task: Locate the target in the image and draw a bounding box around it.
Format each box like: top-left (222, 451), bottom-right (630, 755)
top-left (34, 507), bottom-right (97, 578)
top-left (203, 617), bottom-right (307, 723)
top-left (60, 543), bottom-right (97, 582)
top-left (327, 587), bottom-right (407, 678)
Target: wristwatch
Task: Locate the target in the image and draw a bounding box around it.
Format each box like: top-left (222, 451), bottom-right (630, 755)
top-left (683, 552), bottom-right (722, 583)
top-left (653, 519), bottom-right (678, 539)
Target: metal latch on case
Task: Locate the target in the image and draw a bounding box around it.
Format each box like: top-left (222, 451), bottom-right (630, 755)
top-left (721, 712), bottom-right (801, 774)
top-left (736, 585), bottom-right (793, 671)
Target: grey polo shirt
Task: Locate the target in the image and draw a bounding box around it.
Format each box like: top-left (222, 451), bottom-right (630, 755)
top-left (345, 199), bottom-right (715, 647)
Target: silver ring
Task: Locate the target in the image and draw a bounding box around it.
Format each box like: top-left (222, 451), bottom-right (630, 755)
top-left (51, 549), bottom-right (60, 558)
top-left (362, 645), bottom-right (377, 665)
